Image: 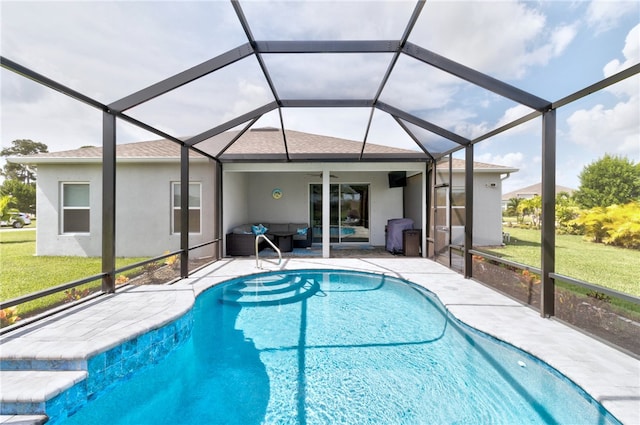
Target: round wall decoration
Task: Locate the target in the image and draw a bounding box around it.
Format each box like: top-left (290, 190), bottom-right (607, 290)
top-left (272, 188), bottom-right (283, 199)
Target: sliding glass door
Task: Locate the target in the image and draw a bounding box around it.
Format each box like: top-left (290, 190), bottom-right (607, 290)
top-left (310, 184), bottom-right (369, 244)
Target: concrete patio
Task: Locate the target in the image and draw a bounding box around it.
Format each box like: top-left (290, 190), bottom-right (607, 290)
top-left (1, 257), bottom-right (638, 424)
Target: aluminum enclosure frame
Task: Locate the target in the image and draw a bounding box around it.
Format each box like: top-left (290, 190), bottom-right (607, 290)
top-left (1, 0), bottom-right (638, 316)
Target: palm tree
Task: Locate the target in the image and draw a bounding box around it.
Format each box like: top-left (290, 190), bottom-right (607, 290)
top-left (506, 197), bottom-right (522, 223)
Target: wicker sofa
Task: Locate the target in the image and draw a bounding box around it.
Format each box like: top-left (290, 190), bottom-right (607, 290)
top-left (226, 222), bottom-right (313, 256)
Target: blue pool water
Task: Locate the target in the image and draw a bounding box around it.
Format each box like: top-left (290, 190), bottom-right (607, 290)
top-left (59, 270), bottom-right (620, 424)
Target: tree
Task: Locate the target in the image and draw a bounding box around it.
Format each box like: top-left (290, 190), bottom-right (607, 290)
top-left (574, 154), bottom-right (640, 209)
top-left (505, 197), bottom-right (522, 222)
top-left (518, 196), bottom-right (541, 228)
top-left (0, 139), bottom-right (48, 184)
top-left (0, 180), bottom-right (36, 214)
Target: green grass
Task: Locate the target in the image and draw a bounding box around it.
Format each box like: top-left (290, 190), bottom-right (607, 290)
top-left (1, 229), bottom-right (148, 318)
top-left (483, 227), bottom-right (640, 296)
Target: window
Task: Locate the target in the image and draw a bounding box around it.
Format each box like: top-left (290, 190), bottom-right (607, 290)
top-left (61, 183), bottom-right (90, 233)
top-left (172, 182), bottom-right (201, 234)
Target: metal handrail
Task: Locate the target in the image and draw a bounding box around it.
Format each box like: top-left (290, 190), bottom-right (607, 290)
top-left (1, 241), bottom-right (221, 312)
top-left (255, 234), bottom-right (282, 269)
top-left (550, 272), bottom-right (640, 305)
top-left (0, 273), bottom-right (106, 310)
top-left (469, 249), bottom-right (542, 274)
top-left (469, 249), bottom-right (639, 305)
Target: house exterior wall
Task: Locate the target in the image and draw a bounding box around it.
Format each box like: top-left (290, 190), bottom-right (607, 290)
top-left (35, 160), bottom-right (216, 258)
top-left (226, 171), bottom-right (405, 247)
top-left (223, 171), bottom-right (250, 229)
top-left (222, 162), bottom-right (420, 251)
top-left (36, 164), bottom-right (103, 257)
top-left (34, 158), bottom-right (504, 257)
top-left (448, 171), bottom-right (504, 246)
top-left (472, 173), bottom-right (504, 246)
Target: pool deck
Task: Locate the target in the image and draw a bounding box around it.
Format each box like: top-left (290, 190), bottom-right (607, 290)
top-left (1, 257), bottom-right (639, 424)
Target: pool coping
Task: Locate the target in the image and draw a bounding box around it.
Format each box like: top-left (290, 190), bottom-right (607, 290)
top-left (1, 257), bottom-right (639, 424)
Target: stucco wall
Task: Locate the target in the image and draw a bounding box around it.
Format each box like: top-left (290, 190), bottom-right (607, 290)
top-left (223, 171), bottom-right (250, 230)
top-left (36, 164), bottom-right (103, 257)
top-left (223, 169), bottom-right (407, 247)
top-left (35, 161), bottom-right (216, 257)
top-left (449, 171), bottom-right (504, 246)
top-left (35, 159), bottom-right (504, 258)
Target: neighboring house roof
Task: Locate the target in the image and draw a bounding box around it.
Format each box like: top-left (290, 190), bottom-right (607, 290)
top-left (445, 158), bottom-right (517, 174)
top-left (9, 128), bottom-right (517, 173)
top-left (502, 183), bottom-right (575, 200)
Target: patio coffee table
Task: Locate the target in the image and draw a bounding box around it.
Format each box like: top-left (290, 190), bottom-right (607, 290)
top-left (270, 232), bottom-right (295, 252)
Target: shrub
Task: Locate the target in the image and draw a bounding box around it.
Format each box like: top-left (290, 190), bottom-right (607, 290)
top-left (556, 204), bottom-right (582, 235)
top-left (0, 307), bottom-right (20, 327)
top-left (571, 201), bottom-right (640, 249)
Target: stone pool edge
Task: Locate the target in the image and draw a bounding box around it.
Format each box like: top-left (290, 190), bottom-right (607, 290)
top-left (0, 284), bottom-right (199, 424)
top-left (2, 258), bottom-right (639, 425)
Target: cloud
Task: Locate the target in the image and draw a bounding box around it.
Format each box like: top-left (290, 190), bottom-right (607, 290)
top-left (1, 0), bottom-right (634, 165)
top-left (1, 2), bottom-right (247, 103)
top-left (264, 53), bottom-right (393, 100)
top-left (241, 2), bottom-right (417, 40)
top-left (476, 151), bottom-right (529, 170)
top-left (586, 0), bottom-right (639, 34)
top-left (603, 23), bottom-right (640, 97)
top-left (566, 24), bottom-right (640, 160)
top-left (566, 100), bottom-right (640, 159)
top-left (411, 2), bottom-right (576, 80)
top-left (475, 151), bottom-right (541, 193)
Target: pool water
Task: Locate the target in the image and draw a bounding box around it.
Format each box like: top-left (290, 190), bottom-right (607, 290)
top-left (59, 270), bottom-right (620, 424)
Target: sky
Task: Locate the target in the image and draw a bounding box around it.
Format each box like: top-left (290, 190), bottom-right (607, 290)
top-left (1, 0), bottom-right (638, 193)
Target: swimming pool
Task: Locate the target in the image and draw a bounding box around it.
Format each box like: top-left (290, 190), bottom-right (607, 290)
top-left (57, 269), bottom-right (620, 424)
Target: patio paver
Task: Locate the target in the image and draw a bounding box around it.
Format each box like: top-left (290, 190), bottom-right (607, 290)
top-left (1, 258), bottom-right (638, 424)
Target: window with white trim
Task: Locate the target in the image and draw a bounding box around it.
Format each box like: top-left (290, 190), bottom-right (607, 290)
top-left (171, 182), bottom-right (201, 234)
top-left (61, 183), bottom-right (90, 233)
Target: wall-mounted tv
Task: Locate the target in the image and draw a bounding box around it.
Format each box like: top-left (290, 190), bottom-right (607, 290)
top-left (388, 171), bottom-right (407, 188)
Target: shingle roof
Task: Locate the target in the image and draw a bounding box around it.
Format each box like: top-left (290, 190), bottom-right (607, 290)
top-left (10, 129), bottom-right (518, 173)
top-left (18, 140), bottom-right (185, 160)
top-left (223, 128), bottom-right (416, 155)
top-left (12, 128), bottom-right (425, 162)
top-left (446, 158), bottom-right (517, 172)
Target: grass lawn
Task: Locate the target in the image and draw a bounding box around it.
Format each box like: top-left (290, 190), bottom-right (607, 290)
top-left (482, 227), bottom-right (640, 296)
top-left (1, 229), bottom-right (148, 318)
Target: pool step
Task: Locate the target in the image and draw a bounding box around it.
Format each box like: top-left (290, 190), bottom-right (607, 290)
top-left (0, 358), bottom-right (86, 371)
top-left (0, 370), bottom-right (87, 415)
top-left (220, 277), bottom-right (320, 306)
top-left (241, 274), bottom-right (295, 287)
top-left (223, 275), bottom-right (307, 297)
top-left (0, 414), bottom-right (48, 425)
